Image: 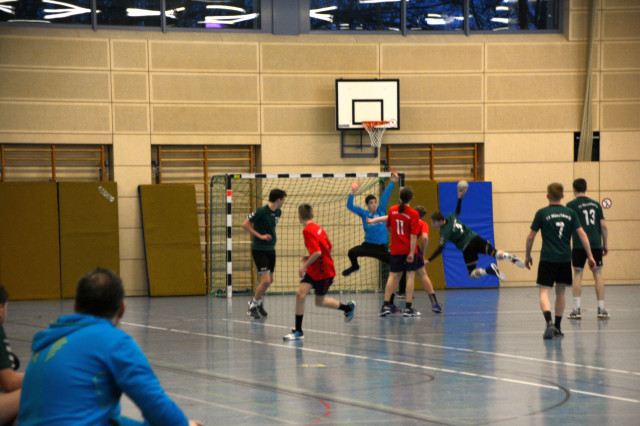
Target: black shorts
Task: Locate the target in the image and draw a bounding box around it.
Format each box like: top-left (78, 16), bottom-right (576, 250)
top-left (537, 261), bottom-right (572, 288)
top-left (252, 250), bottom-right (276, 275)
top-left (462, 236), bottom-right (496, 273)
top-left (389, 253), bottom-right (424, 273)
top-left (572, 248), bottom-right (603, 270)
top-left (301, 274), bottom-right (334, 296)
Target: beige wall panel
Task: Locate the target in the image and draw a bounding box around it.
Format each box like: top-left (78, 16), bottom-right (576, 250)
top-left (602, 42), bottom-right (640, 70)
top-left (113, 134), bottom-right (151, 167)
top-left (381, 44), bottom-right (483, 73)
top-left (111, 39), bottom-right (148, 71)
top-left (602, 72), bottom-right (640, 101)
top-left (260, 135), bottom-right (377, 169)
top-left (120, 228), bottom-right (145, 260)
top-left (262, 106), bottom-right (334, 134)
top-left (600, 131), bottom-right (640, 160)
top-left (485, 133), bottom-right (573, 163)
top-left (486, 103), bottom-right (584, 132)
top-left (151, 73), bottom-right (259, 103)
top-left (486, 73), bottom-right (596, 102)
top-left (486, 163), bottom-right (574, 193)
top-left (113, 165), bottom-right (152, 198)
top-left (118, 197), bottom-right (142, 229)
top-left (0, 36), bottom-right (108, 69)
top-left (596, 191), bottom-right (640, 220)
top-left (152, 105), bottom-right (259, 134)
top-left (569, 11), bottom-right (601, 41)
top-left (401, 105), bottom-right (482, 133)
top-left (151, 135), bottom-right (260, 145)
top-left (261, 164), bottom-right (380, 174)
top-left (571, 0), bottom-right (601, 10)
top-left (113, 104), bottom-right (150, 134)
top-left (605, 250), bottom-right (640, 283)
top-left (261, 43), bottom-right (378, 73)
top-left (119, 259), bottom-right (149, 296)
top-left (607, 221), bottom-right (640, 250)
top-left (112, 73), bottom-right (149, 102)
top-left (0, 133), bottom-right (112, 144)
top-left (150, 41), bottom-right (258, 72)
top-left (601, 102), bottom-right (640, 130)
top-left (493, 193), bottom-right (563, 222)
top-left (383, 133), bottom-right (484, 144)
top-left (486, 43), bottom-right (595, 72)
top-left (600, 161), bottom-right (640, 190)
top-left (262, 74), bottom-right (374, 104)
top-left (604, 0), bottom-right (640, 7)
top-left (494, 222), bottom-right (531, 252)
top-left (384, 74), bottom-right (483, 103)
top-left (0, 102), bottom-right (111, 133)
top-left (573, 162), bottom-right (600, 191)
top-left (603, 10), bottom-right (640, 40)
top-left (0, 69), bottom-right (110, 102)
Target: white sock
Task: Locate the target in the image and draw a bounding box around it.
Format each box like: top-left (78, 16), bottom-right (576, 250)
top-left (598, 300), bottom-right (605, 310)
top-left (251, 298), bottom-right (259, 307)
top-left (501, 251), bottom-right (511, 260)
top-left (470, 269), bottom-right (486, 279)
top-left (573, 297), bottom-right (581, 310)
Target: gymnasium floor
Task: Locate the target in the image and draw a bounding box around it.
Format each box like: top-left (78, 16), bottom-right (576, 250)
top-left (7, 286), bottom-right (640, 425)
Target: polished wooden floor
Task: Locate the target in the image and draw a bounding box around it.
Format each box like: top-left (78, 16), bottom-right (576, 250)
top-left (7, 286), bottom-right (640, 425)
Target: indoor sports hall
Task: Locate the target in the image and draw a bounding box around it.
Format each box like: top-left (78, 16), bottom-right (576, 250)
top-left (1, 1), bottom-right (639, 425)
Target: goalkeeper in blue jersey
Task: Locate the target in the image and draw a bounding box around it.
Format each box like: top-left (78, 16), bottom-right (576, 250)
top-left (342, 170), bottom-right (399, 277)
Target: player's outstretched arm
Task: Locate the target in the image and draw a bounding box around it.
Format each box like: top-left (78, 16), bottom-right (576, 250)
top-left (367, 215), bottom-right (387, 224)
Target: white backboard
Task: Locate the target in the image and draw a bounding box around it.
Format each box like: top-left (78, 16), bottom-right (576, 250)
top-left (336, 79), bottom-right (399, 130)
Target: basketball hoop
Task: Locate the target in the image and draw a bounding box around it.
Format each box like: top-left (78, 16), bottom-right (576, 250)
top-left (361, 119), bottom-right (397, 148)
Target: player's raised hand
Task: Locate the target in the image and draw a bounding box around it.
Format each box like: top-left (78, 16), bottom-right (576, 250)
top-left (391, 168), bottom-right (399, 182)
top-left (350, 180), bottom-right (361, 194)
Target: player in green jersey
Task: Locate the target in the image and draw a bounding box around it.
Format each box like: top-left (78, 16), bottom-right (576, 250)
top-left (525, 183), bottom-right (596, 339)
top-left (566, 178), bottom-right (609, 319)
top-left (242, 188), bottom-right (287, 319)
top-left (426, 185), bottom-right (524, 281)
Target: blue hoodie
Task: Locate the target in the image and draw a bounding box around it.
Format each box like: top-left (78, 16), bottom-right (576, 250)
top-left (346, 180), bottom-right (395, 245)
top-left (18, 313), bottom-right (188, 426)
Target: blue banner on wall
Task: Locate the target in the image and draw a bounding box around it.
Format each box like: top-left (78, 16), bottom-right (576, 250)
top-left (438, 181), bottom-right (499, 288)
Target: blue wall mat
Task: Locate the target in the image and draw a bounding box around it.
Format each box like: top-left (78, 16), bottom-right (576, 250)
top-left (438, 181), bottom-right (499, 288)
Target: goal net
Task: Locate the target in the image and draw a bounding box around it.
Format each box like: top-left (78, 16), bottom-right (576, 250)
top-left (209, 173), bottom-right (397, 298)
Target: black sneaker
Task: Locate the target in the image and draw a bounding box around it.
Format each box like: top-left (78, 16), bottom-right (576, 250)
top-left (554, 327), bottom-right (564, 337)
top-left (247, 301), bottom-right (260, 320)
top-left (342, 265), bottom-right (360, 277)
top-left (543, 323), bottom-right (555, 339)
top-left (257, 304), bottom-right (268, 317)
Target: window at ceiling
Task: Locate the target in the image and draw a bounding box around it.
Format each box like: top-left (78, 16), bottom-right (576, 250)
top-left (165, 0), bottom-right (261, 29)
top-left (310, 0), bottom-right (401, 31)
top-left (0, 0), bottom-right (92, 25)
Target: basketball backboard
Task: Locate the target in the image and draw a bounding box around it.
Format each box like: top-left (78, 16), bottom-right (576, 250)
top-left (335, 79), bottom-right (399, 131)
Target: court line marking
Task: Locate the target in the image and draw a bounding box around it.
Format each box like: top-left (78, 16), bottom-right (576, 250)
top-left (121, 321), bottom-right (639, 404)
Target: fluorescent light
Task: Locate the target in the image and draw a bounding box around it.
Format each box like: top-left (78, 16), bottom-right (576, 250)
top-left (426, 18), bottom-right (447, 26)
top-left (206, 5), bottom-right (246, 13)
top-left (491, 17), bottom-right (510, 24)
top-left (43, 0), bottom-right (90, 20)
top-left (127, 8), bottom-right (161, 17)
top-left (199, 12), bottom-right (259, 25)
top-left (310, 6), bottom-right (337, 23)
top-left (496, 6), bottom-right (509, 11)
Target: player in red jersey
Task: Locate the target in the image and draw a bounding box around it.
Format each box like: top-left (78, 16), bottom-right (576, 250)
top-left (283, 204), bottom-right (356, 341)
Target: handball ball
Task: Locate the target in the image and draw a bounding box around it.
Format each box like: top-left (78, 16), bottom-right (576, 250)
top-left (457, 180), bottom-right (469, 192)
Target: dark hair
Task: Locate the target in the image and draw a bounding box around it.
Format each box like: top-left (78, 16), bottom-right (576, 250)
top-left (365, 195), bottom-right (377, 205)
top-left (547, 182), bottom-right (564, 202)
top-left (399, 187), bottom-right (413, 213)
top-left (269, 189), bottom-right (287, 203)
top-left (75, 268), bottom-right (124, 319)
top-left (298, 203), bottom-right (313, 220)
top-left (415, 206), bottom-right (427, 219)
top-left (573, 178), bottom-right (587, 193)
top-left (0, 286), bottom-right (8, 306)
top-left (430, 211), bottom-right (445, 222)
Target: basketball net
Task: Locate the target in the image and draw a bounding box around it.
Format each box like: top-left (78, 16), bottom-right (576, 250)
top-left (361, 119), bottom-right (396, 148)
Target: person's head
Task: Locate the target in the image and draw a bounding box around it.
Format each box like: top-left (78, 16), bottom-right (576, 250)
top-left (74, 268), bottom-right (125, 322)
top-left (547, 182), bottom-right (564, 203)
top-left (573, 178), bottom-right (587, 195)
top-left (430, 211), bottom-right (446, 229)
top-left (298, 203), bottom-right (313, 223)
top-left (365, 194), bottom-right (378, 213)
top-left (0, 286), bottom-right (8, 325)
top-left (269, 189), bottom-right (287, 208)
top-left (399, 187), bottom-right (413, 213)
top-left (415, 206), bottom-right (427, 219)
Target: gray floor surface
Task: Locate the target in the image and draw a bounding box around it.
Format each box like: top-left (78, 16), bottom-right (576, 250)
top-left (6, 286), bottom-right (640, 425)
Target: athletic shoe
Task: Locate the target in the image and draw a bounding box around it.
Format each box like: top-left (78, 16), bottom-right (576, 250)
top-left (283, 329), bottom-right (304, 341)
top-left (554, 327), bottom-right (564, 337)
top-left (344, 301), bottom-right (356, 322)
top-left (597, 307), bottom-right (610, 319)
top-left (491, 263), bottom-right (506, 281)
top-left (543, 323), bottom-right (555, 339)
top-left (402, 307), bottom-right (421, 317)
top-left (431, 303), bottom-right (443, 313)
top-left (247, 301), bottom-right (260, 320)
top-left (389, 304), bottom-right (401, 314)
top-left (379, 305), bottom-right (392, 317)
top-left (257, 304), bottom-right (268, 318)
top-left (341, 265), bottom-right (360, 277)
top-left (567, 308), bottom-right (582, 320)
top-left (507, 254), bottom-right (526, 269)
